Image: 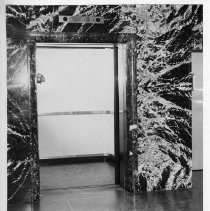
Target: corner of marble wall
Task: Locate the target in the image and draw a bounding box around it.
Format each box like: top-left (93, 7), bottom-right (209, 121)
top-left (7, 32), bottom-right (33, 203)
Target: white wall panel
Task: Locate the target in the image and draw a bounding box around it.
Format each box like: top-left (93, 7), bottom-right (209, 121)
top-left (192, 52), bottom-right (203, 170)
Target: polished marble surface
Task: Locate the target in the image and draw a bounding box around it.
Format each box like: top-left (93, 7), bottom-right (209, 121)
top-left (7, 5), bottom-right (203, 203)
top-left (8, 171), bottom-right (202, 211)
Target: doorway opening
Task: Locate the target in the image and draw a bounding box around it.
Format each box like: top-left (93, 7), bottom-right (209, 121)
top-left (35, 43), bottom-right (126, 192)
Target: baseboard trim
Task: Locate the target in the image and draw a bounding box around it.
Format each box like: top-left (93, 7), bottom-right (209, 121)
top-left (39, 154), bottom-right (115, 165)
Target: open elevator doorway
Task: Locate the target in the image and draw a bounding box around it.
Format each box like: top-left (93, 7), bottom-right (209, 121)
top-left (36, 43), bottom-right (123, 192)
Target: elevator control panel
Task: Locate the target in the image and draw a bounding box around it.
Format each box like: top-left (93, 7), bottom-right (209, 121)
top-left (59, 15), bottom-right (104, 24)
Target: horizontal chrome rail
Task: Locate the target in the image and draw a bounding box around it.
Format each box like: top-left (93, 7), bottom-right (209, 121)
top-left (39, 110), bottom-right (113, 116)
top-left (38, 110), bottom-right (125, 116)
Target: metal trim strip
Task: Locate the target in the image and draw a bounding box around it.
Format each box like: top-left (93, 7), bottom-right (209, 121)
top-left (38, 110), bottom-right (125, 116)
top-left (38, 110), bottom-right (115, 116)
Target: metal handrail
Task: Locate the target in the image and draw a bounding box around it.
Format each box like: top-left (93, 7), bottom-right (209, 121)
top-left (38, 110), bottom-right (125, 116)
top-left (38, 110), bottom-right (114, 116)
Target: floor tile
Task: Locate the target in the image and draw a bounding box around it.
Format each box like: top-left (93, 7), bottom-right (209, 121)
top-left (40, 162), bottom-right (115, 191)
top-left (32, 200), bottom-right (71, 211)
top-left (7, 204), bottom-right (32, 211)
top-left (8, 171), bottom-right (203, 211)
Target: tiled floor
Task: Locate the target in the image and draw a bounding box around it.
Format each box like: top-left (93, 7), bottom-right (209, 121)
top-left (40, 162), bottom-right (115, 191)
top-left (8, 171), bottom-right (203, 211)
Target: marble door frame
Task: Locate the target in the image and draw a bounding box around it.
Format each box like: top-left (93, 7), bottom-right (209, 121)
top-left (27, 32), bottom-right (137, 202)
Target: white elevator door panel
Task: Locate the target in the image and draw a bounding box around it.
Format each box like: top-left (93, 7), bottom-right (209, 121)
top-left (36, 47), bottom-right (114, 159)
top-left (38, 115), bottom-right (114, 158)
top-left (36, 48), bottom-right (114, 113)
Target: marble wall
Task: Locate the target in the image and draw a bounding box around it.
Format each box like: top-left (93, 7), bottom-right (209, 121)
top-left (6, 5), bottom-right (203, 203)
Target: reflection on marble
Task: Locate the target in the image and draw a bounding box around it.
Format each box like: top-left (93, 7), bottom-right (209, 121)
top-left (6, 4), bottom-right (202, 203)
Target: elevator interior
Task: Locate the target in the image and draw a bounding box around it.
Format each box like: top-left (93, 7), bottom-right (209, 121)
top-left (36, 43), bottom-right (127, 191)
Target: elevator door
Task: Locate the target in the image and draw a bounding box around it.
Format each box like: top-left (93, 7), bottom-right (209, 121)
top-left (36, 45), bottom-right (114, 159)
